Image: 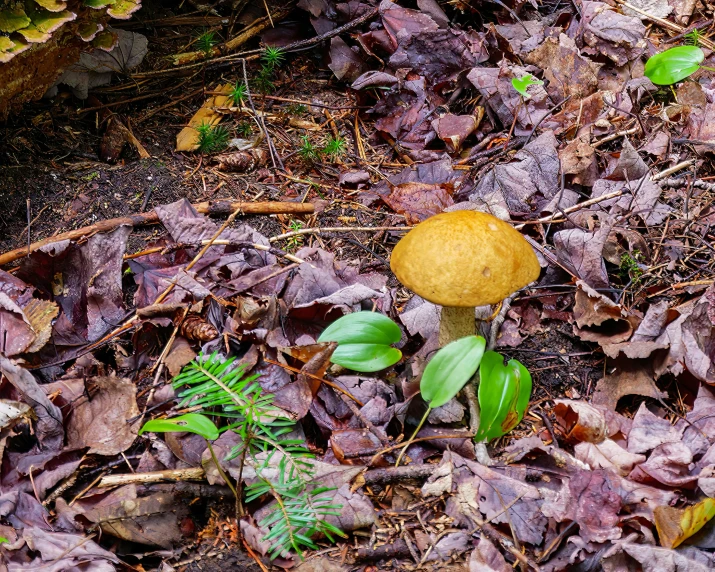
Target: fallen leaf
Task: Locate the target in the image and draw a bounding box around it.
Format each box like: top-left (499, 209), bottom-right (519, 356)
top-left (627, 402), bottom-right (683, 454)
top-left (621, 542), bottom-right (714, 571)
top-left (66, 376), bottom-right (140, 456)
top-left (622, 0), bottom-right (672, 19)
top-left (383, 181), bottom-right (454, 224)
top-left (176, 83), bottom-right (233, 152)
top-left (575, 439), bottom-right (646, 475)
top-left (655, 499), bottom-right (715, 549)
top-left (0, 356), bottom-right (63, 451)
top-left (629, 441), bottom-right (697, 487)
top-left (525, 34), bottom-right (601, 99)
top-left (592, 358), bottom-right (666, 410)
top-left (579, 2), bottom-right (647, 66)
top-left (554, 399), bottom-right (608, 443)
top-left (431, 113), bottom-right (480, 152)
top-left (572, 281), bottom-right (634, 346)
top-left (469, 536), bottom-right (511, 572)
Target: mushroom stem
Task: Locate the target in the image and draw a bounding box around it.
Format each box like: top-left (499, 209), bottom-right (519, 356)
top-left (438, 306), bottom-right (476, 346)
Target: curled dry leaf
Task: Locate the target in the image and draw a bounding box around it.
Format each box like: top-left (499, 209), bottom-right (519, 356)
top-left (553, 399), bottom-right (607, 444)
top-left (572, 280), bottom-right (635, 345)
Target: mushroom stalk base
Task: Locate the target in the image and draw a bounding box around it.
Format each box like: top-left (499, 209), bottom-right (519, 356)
top-left (439, 306), bottom-right (476, 346)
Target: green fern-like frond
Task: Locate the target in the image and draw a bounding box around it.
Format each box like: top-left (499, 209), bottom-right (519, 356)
top-left (173, 352), bottom-right (262, 414)
top-left (245, 478), bottom-right (345, 559)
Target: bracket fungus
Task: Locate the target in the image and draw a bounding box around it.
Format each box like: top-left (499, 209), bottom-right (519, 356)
top-left (390, 210), bottom-right (540, 345)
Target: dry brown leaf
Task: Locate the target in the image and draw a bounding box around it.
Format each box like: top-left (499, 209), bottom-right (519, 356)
top-left (23, 298), bottom-right (59, 353)
top-left (554, 399), bottom-right (607, 443)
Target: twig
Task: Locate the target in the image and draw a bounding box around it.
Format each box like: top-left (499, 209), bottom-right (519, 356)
top-left (269, 225), bottom-right (407, 243)
top-left (262, 358), bottom-right (364, 405)
top-left (524, 96), bottom-right (572, 145)
top-left (125, 240), bottom-right (307, 266)
top-left (650, 160), bottom-right (696, 181)
top-left (0, 200), bottom-right (314, 267)
top-left (368, 433), bottom-right (475, 466)
top-left (99, 467), bottom-right (206, 487)
top-left (241, 58), bottom-right (282, 171)
top-left (613, 0), bottom-right (715, 50)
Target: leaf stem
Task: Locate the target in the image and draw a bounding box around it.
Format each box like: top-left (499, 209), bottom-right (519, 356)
top-left (394, 407), bottom-right (431, 467)
top-left (207, 440), bottom-right (238, 498)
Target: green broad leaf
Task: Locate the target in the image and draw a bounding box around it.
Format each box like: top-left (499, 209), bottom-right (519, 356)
top-left (318, 311), bottom-right (401, 346)
top-left (476, 351), bottom-right (532, 442)
top-left (421, 336), bottom-right (486, 409)
top-left (511, 74), bottom-right (543, 98)
top-left (645, 46), bottom-right (704, 85)
top-left (330, 343), bottom-right (402, 372)
top-left (139, 413), bottom-right (219, 441)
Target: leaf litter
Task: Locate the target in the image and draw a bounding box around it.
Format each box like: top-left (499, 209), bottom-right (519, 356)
top-left (4, 0), bottom-right (715, 569)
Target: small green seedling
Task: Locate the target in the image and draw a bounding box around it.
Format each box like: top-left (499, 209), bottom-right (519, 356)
top-left (644, 45), bottom-right (715, 85)
top-left (318, 311), bottom-right (402, 372)
top-left (322, 135), bottom-right (347, 160)
top-left (195, 29), bottom-right (219, 56)
top-left (261, 46), bottom-right (285, 70)
top-left (685, 28), bottom-right (703, 47)
top-left (228, 81), bottom-right (247, 107)
top-left (195, 122), bottom-right (230, 154)
top-left (298, 135), bottom-right (320, 162)
top-left (254, 67), bottom-right (276, 94)
top-left (395, 335), bottom-right (486, 465)
top-left (475, 351), bottom-right (532, 441)
top-left (140, 413), bottom-right (237, 497)
top-left (511, 74), bottom-right (543, 99)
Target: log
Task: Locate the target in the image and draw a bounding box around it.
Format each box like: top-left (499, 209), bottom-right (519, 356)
top-left (0, 200), bottom-right (314, 267)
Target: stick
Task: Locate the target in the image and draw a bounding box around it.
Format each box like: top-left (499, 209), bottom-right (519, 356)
top-left (0, 200), bottom-right (314, 267)
top-left (99, 467), bottom-right (206, 487)
top-left (269, 225), bottom-right (408, 243)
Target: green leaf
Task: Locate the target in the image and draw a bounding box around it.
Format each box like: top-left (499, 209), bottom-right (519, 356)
top-left (139, 413), bottom-right (219, 441)
top-left (318, 311), bottom-right (401, 346)
top-left (330, 344), bottom-right (401, 372)
top-left (511, 74), bottom-right (543, 98)
top-left (421, 336), bottom-right (486, 409)
top-left (645, 45), bottom-right (704, 85)
top-left (476, 351), bottom-right (532, 441)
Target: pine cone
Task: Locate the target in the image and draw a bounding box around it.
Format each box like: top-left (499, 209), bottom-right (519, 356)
top-left (178, 313), bottom-right (219, 342)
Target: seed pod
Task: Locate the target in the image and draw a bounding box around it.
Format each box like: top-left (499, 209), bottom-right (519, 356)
top-left (178, 313), bottom-right (218, 342)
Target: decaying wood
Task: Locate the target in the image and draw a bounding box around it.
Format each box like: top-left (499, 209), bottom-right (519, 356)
top-left (0, 200), bottom-right (315, 267)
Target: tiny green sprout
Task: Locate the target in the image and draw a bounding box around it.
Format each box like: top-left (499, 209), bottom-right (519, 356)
top-left (261, 46), bottom-right (285, 70)
top-left (286, 103), bottom-right (307, 115)
top-left (322, 134), bottom-right (347, 160)
top-left (254, 67), bottom-right (275, 94)
top-left (194, 29), bottom-right (219, 56)
top-left (685, 28), bottom-right (703, 47)
top-left (644, 45), bottom-right (715, 85)
top-left (229, 81), bottom-right (247, 107)
top-left (298, 135), bottom-right (320, 162)
top-left (619, 251), bottom-right (644, 284)
top-left (511, 74), bottom-right (543, 99)
top-left (236, 121), bottom-right (252, 138)
top-left (195, 122), bottom-right (230, 154)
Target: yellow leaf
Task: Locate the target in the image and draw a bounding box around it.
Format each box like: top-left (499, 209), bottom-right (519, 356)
top-left (176, 84), bottom-right (233, 152)
top-left (655, 498), bottom-right (715, 549)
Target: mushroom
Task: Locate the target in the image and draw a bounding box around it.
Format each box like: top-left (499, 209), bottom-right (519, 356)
top-left (390, 210), bottom-right (540, 346)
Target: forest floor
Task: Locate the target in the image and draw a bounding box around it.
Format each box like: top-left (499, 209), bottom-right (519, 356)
top-left (1, 0), bottom-right (715, 571)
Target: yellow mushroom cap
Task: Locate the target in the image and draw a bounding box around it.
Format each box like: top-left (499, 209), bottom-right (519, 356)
top-left (390, 210), bottom-right (540, 307)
